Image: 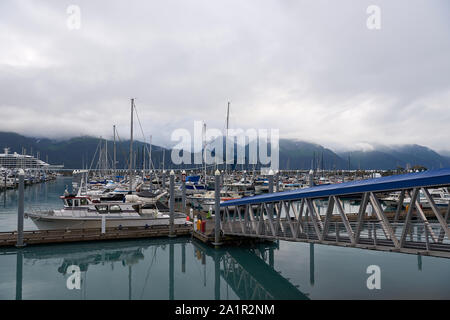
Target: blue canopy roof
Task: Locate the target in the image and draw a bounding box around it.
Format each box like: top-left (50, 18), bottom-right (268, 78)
top-left (221, 168), bottom-right (450, 207)
top-left (186, 175), bottom-right (201, 183)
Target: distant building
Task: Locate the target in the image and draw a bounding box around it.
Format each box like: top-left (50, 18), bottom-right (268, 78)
top-left (0, 147), bottom-right (63, 169)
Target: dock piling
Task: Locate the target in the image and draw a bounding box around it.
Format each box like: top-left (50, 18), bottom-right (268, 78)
top-left (169, 170), bottom-right (175, 237)
top-left (16, 169), bottom-right (25, 248)
top-left (181, 170), bottom-right (186, 211)
top-left (101, 215), bottom-right (106, 234)
top-left (213, 169), bottom-right (222, 247)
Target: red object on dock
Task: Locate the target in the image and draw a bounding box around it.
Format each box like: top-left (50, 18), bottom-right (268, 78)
top-left (201, 221), bottom-right (206, 233)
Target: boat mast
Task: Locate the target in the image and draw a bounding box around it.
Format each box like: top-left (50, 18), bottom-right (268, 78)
top-left (129, 98), bottom-right (134, 192)
top-left (149, 135), bottom-right (152, 172)
top-left (113, 125), bottom-right (116, 177)
top-left (105, 138), bottom-right (108, 175)
top-left (226, 101), bottom-right (230, 175)
top-left (162, 148), bottom-right (165, 171)
top-left (203, 122), bottom-right (207, 185)
top-left (142, 144), bottom-right (145, 180)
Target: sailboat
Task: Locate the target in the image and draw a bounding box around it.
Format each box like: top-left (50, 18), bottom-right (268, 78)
top-left (26, 99), bottom-right (192, 230)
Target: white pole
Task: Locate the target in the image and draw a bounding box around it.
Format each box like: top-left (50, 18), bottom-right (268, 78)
top-left (101, 215), bottom-right (106, 234)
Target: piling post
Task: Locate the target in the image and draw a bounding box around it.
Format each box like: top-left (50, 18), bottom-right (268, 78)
top-left (101, 215), bottom-right (106, 234)
top-left (309, 169), bottom-right (314, 187)
top-left (169, 170), bottom-right (175, 237)
top-left (181, 170), bottom-right (186, 212)
top-left (213, 169), bottom-right (222, 247)
top-left (335, 222), bottom-right (339, 243)
top-left (162, 170), bottom-right (166, 190)
top-left (16, 169), bottom-right (25, 248)
top-left (425, 225), bottom-right (430, 252)
top-left (373, 223), bottom-right (377, 246)
top-left (243, 170), bottom-right (246, 183)
top-left (275, 171), bottom-right (279, 193)
top-left (268, 169), bottom-right (274, 216)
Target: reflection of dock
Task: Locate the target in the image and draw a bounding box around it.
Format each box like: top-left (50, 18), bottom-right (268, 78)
top-left (192, 240), bottom-right (309, 300)
top-left (222, 249), bottom-right (309, 300)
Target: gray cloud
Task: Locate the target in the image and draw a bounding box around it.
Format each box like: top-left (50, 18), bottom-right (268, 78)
top-left (0, 0), bottom-right (449, 151)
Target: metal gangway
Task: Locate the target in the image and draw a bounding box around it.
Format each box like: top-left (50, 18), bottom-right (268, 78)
top-left (220, 168), bottom-right (450, 258)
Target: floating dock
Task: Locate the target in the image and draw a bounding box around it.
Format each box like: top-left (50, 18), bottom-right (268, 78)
top-left (0, 225), bottom-right (191, 247)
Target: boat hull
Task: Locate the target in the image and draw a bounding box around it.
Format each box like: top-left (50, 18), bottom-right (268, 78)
top-left (27, 214), bottom-right (191, 230)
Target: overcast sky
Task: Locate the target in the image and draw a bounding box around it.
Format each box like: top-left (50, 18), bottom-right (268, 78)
top-left (0, 0), bottom-right (449, 152)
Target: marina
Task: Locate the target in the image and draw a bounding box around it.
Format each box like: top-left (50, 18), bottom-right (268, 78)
top-left (0, 169), bottom-right (449, 300)
top-left (1, 1), bottom-right (450, 304)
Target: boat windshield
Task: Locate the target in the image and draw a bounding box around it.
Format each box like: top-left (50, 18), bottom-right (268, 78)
top-left (95, 205), bottom-right (109, 214)
top-left (109, 205), bottom-right (122, 213)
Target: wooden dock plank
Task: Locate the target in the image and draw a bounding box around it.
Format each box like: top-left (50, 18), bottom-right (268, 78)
top-left (0, 225), bottom-right (193, 247)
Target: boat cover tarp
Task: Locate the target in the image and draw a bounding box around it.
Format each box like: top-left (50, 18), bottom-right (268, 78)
top-left (186, 175), bottom-right (201, 183)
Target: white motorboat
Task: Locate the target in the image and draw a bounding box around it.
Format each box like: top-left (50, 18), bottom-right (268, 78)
top-left (25, 193), bottom-right (191, 230)
top-left (382, 188), bottom-right (450, 208)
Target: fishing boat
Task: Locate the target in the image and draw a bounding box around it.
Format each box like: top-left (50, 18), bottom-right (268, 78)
top-left (25, 192), bottom-right (191, 230)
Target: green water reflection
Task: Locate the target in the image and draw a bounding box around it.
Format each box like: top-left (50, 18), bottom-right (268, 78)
top-left (1, 237), bottom-right (449, 300)
top-left (1, 178), bottom-right (449, 299)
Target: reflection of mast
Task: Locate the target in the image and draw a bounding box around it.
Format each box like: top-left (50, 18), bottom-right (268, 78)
top-left (16, 251), bottom-right (23, 300)
top-left (128, 265), bottom-right (132, 300)
top-left (417, 254), bottom-right (422, 271)
top-left (181, 243), bottom-right (186, 273)
top-left (169, 243), bottom-right (174, 300)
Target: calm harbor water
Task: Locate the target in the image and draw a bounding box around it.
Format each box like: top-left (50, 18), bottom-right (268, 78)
top-left (0, 177), bottom-right (449, 299)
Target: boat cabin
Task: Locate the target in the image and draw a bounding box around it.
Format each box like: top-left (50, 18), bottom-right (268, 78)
top-left (60, 195), bottom-right (90, 207)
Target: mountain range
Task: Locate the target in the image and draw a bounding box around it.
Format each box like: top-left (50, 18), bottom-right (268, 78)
top-left (1, 131), bottom-right (449, 170)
